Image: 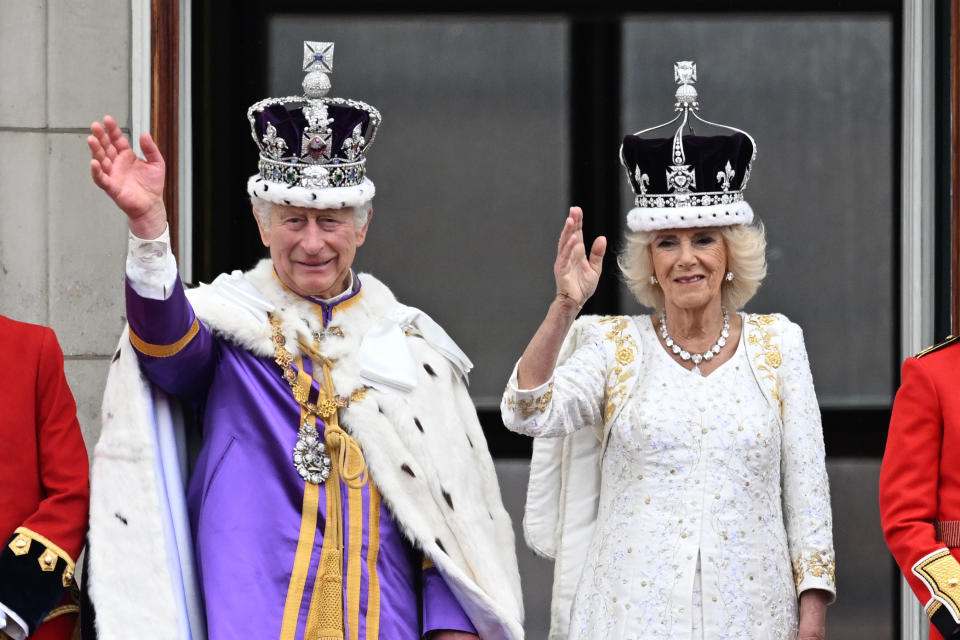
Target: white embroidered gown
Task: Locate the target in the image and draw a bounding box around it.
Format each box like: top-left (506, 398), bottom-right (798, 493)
top-left (504, 314), bottom-right (835, 640)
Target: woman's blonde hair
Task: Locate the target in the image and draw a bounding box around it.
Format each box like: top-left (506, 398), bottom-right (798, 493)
top-left (618, 222), bottom-right (767, 311)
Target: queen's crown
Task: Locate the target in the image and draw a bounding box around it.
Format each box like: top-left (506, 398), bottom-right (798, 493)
top-left (620, 61), bottom-right (757, 232)
top-left (247, 42), bottom-right (381, 192)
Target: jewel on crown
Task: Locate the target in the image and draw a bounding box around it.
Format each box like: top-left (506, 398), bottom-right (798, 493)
top-left (247, 41), bottom-right (382, 191)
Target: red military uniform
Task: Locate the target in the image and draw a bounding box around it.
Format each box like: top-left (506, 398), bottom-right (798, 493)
top-left (0, 316), bottom-right (89, 639)
top-left (881, 336), bottom-right (960, 640)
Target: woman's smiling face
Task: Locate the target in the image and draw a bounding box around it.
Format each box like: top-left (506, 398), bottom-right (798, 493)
top-left (649, 227), bottom-right (727, 312)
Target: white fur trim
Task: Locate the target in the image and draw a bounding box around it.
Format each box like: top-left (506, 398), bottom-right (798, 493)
top-left (246, 174), bottom-right (375, 209)
top-left (626, 199), bottom-right (754, 231)
top-left (88, 331), bottom-right (182, 639)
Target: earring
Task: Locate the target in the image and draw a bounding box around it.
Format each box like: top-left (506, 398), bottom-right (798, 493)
top-left (649, 275), bottom-right (659, 285)
top-left (725, 271), bottom-right (734, 282)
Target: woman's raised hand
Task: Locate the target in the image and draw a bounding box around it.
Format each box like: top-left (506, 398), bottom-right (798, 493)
top-left (516, 206), bottom-right (606, 388)
top-left (554, 207), bottom-right (607, 310)
top-left (88, 115), bottom-right (168, 239)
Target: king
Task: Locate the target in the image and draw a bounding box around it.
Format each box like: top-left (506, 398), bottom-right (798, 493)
top-left (82, 41), bottom-right (523, 640)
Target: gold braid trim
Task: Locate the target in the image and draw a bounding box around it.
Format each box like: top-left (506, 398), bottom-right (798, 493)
top-left (43, 604), bottom-right (80, 622)
top-left (128, 318), bottom-right (200, 358)
top-left (913, 548), bottom-right (960, 622)
top-left (9, 527), bottom-right (76, 586)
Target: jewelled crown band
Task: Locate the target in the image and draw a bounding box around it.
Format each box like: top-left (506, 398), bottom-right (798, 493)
top-left (620, 61), bottom-right (757, 232)
top-left (247, 41), bottom-right (381, 210)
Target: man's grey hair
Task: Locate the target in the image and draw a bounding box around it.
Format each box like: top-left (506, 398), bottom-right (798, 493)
top-left (250, 197), bottom-right (372, 228)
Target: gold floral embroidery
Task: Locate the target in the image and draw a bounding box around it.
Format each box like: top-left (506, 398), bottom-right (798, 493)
top-left (600, 317), bottom-right (638, 422)
top-left (793, 551), bottom-right (836, 588)
top-left (508, 383), bottom-right (555, 420)
top-left (747, 314), bottom-right (782, 405)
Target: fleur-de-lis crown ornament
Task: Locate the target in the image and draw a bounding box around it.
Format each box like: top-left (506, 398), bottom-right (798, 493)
top-left (619, 61), bottom-right (758, 232)
top-left (246, 41), bottom-right (382, 210)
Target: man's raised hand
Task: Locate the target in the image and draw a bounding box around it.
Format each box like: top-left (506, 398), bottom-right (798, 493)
top-left (88, 115), bottom-right (168, 239)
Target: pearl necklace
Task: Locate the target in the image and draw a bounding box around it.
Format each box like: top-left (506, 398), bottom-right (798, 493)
top-left (659, 308), bottom-right (730, 376)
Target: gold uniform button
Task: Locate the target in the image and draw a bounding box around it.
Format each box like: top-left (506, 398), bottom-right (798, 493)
top-left (15, 539), bottom-right (26, 549)
top-left (44, 554), bottom-right (54, 565)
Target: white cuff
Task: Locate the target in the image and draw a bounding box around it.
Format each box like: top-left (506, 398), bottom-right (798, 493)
top-left (126, 223), bottom-right (179, 300)
top-left (502, 359), bottom-right (556, 422)
top-left (506, 358), bottom-right (554, 395)
top-left (0, 601), bottom-right (28, 640)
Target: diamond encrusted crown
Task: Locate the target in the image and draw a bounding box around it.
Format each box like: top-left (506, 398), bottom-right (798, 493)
top-left (620, 61), bottom-right (757, 232)
top-left (247, 42), bottom-right (381, 193)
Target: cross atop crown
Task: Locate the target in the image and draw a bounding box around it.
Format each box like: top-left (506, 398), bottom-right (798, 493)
top-left (303, 41), bottom-right (334, 74)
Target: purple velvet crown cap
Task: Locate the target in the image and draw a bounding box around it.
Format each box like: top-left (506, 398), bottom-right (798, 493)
top-left (621, 132), bottom-right (754, 197)
top-left (254, 103), bottom-right (372, 164)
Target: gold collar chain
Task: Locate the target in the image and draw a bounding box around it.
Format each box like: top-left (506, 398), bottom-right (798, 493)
top-left (270, 315), bottom-right (367, 419)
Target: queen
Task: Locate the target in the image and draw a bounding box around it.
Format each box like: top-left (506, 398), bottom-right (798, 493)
top-left (501, 62), bottom-right (836, 640)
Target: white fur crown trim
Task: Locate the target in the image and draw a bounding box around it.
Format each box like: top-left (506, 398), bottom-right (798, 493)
top-left (247, 174), bottom-right (375, 209)
top-left (626, 199), bottom-right (754, 232)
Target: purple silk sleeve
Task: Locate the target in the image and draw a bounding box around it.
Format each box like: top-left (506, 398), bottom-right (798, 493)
top-left (125, 276), bottom-right (218, 402)
top-left (421, 567), bottom-right (477, 637)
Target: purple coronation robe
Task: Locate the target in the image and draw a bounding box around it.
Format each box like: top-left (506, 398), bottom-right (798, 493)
top-left (125, 274), bottom-right (476, 640)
